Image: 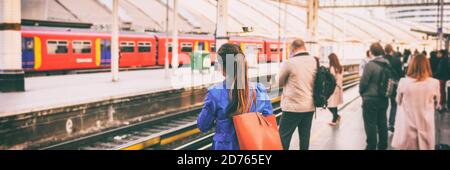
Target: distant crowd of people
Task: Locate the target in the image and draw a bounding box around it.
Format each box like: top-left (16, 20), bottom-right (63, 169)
top-left (360, 43), bottom-right (448, 150)
top-left (196, 39), bottom-right (449, 150)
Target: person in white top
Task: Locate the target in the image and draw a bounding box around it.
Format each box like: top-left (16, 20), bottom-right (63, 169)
top-left (327, 53), bottom-right (344, 126)
top-left (391, 54), bottom-right (441, 150)
top-left (359, 50), bottom-right (374, 77)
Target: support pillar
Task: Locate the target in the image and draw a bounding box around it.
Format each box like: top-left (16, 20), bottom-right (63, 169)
top-left (215, 0), bottom-right (229, 52)
top-left (172, 0), bottom-right (179, 69)
top-left (111, 0), bottom-right (119, 82)
top-left (0, 0), bottom-right (24, 92)
top-left (306, 0), bottom-right (319, 56)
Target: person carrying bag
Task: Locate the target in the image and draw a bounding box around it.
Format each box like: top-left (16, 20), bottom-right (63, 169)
top-left (197, 43), bottom-right (280, 150)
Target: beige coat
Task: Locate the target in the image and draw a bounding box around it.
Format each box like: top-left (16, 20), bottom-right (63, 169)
top-left (391, 77), bottom-right (440, 150)
top-left (278, 54), bottom-right (317, 113)
top-left (327, 66), bottom-right (343, 108)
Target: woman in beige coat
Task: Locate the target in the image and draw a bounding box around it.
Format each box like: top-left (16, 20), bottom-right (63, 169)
top-left (327, 53), bottom-right (344, 126)
top-left (391, 54), bottom-right (440, 150)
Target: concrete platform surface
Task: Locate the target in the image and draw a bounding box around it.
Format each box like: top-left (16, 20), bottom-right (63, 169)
top-left (0, 63), bottom-right (280, 117)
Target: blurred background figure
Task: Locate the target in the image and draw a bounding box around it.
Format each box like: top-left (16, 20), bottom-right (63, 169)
top-left (327, 53), bottom-right (343, 126)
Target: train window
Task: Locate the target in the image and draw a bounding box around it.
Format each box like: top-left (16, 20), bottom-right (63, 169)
top-left (257, 44), bottom-right (263, 52)
top-left (120, 41), bottom-right (135, 53)
top-left (210, 44), bottom-right (216, 52)
top-left (27, 41), bottom-right (34, 50)
top-left (197, 42), bottom-right (206, 51)
top-left (270, 44), bottom-right (282, 52)
top-left (166, 42), bottom-right (173, 52)
top-left (47, 40), bottom-right (68, 54)
top-left (22, 39), bottom-right (34, 51)
top-left (138, 42), bottom-right (151, 53)
top-left (101, 41), bottom-right (111, 51)
top-left (72, 40), bottom-right (92, 54)
top-left (181, 42), bottom-right (193, 52)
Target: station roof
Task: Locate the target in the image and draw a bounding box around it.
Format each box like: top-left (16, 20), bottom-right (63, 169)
top-left (21, 0), bottom-right (446, 45)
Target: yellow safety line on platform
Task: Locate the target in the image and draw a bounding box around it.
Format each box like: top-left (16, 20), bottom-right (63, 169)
top-left (271, 97), bottom-right (281, 103)
top-left (120, 137), bottom-right (161, 150)
top-left (343, 75), bottom-right (359, 82)
top-left (161, 128), bottom-right (201, 146)
top-left (120, 96), bottom-right (281, 150)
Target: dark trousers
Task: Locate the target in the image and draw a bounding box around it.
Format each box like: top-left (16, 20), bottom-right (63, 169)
top-left (328, 107), bottom-right (338, 122)
top-left (362, 97), bottom-right (389, 150)
top-left (388, 96), bottom-right (397, 128)
top-left (279, 111), bottom-right (314, 150)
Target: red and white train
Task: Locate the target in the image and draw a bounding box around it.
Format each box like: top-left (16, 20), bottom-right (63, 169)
top-left (21, 27), bottom-right (286, 72)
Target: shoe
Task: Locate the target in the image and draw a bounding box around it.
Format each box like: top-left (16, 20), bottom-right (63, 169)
top-left (329, 122), bottom-right (337, 126)
top-left (336, 115), bottom-right (341, 124)
top-left (388, 126), bottom-right (395, 132)
top-left (329, 116), bottom-right (341, 126)
top-left (336, 115), bottom-right (341, 125)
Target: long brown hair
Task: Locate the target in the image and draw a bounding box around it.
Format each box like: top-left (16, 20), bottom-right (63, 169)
top-left (328, 53), bottom-right (343, 74)
top-left (407, 54), bottom-right (432, 81)
top-left (217, 43), bottom-right (250, 117)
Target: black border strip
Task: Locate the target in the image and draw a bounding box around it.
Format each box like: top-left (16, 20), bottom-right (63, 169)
top-left (0, 23), bottom-right (21, 31)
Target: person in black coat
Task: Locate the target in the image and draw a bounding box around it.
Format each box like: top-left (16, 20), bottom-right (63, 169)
top-left (383, 44), bottom-right (402, 132)
top-left (429, 50), bottom-right (442, 77)
top-left (435, 50), bottom-right (450, 108)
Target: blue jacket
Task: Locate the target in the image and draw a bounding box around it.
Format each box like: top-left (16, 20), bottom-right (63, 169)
top-left (197, 81), bottom-right (273, 150)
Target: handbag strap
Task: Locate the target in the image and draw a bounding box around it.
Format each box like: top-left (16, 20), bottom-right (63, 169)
top-left (246, 86), bottom-right (257, 113)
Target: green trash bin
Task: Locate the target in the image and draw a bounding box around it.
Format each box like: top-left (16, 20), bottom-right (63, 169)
top-left (190, 51), bottom-right (211, 73)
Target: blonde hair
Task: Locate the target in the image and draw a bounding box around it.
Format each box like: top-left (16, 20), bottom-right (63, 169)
top-left (407, 54), bottom-right (432, 81)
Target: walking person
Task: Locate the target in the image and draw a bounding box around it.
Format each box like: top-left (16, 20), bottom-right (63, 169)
top-left (197, 43), bottom-right (274, 150)
top-left (402, 49), bottom-right (412, 75)
top-left (435, 50), bottom-right (450, 109)
top-left (393, 50), bottom-right (404, 77)
top-left (359, 50), bottom-right (374, 77)
top-left (359, 43), bottom-right (390, 150)
top-left (429, 50), bottom-right (441, 77)
top-left (384, 44), bottom-right (402, 132)
top-left (327, 53), bottom-right (344, 126)
top-left (391, 54), bottom-right (441, 150)
top-left (278, 39), bottom-right (317, 150)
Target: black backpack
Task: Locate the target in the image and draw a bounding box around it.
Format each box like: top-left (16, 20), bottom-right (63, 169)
top-left (373, 60), bottom-right (398, 98)
top-left (313, 58), bottom-right (337, 108)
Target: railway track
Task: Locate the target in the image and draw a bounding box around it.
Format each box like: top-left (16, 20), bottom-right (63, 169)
top-left (40, 88), bottom-right (281, 150)
top-left (41, 72), bottom-right (359, 150)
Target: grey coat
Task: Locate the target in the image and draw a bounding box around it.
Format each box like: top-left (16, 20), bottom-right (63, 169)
top-left (359, 56), bottom-right (390, 99)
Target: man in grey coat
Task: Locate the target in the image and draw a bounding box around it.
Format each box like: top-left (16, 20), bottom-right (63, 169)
top-left (359, 43), bottom-right (390, 150)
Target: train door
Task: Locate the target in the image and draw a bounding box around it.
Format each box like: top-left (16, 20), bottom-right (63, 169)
top-left (197, 41), bottom-right (207, 52)
top-left (195, 41), bottom-right (211, 68)
top-left (22, 37), bottom-right (35, 70)
top-left (242, 43), bottom-right (258, 68)
top-left (101, 39), bottom-right (111, 66)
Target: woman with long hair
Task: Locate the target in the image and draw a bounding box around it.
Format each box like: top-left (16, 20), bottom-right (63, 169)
top-left (391, 54), bottom-right (440, 150)
top-left (197, 43), bottom-right (274, 150)
top-left (327, 53), bottom-right (344, 126)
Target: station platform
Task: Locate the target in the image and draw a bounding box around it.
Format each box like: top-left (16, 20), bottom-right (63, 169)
top-left (288, 86), bottom-right (450, 150)
top-left (0, 63), bottom-right (279, 149)
top-left (0, 63), bottom-right (279, 116)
